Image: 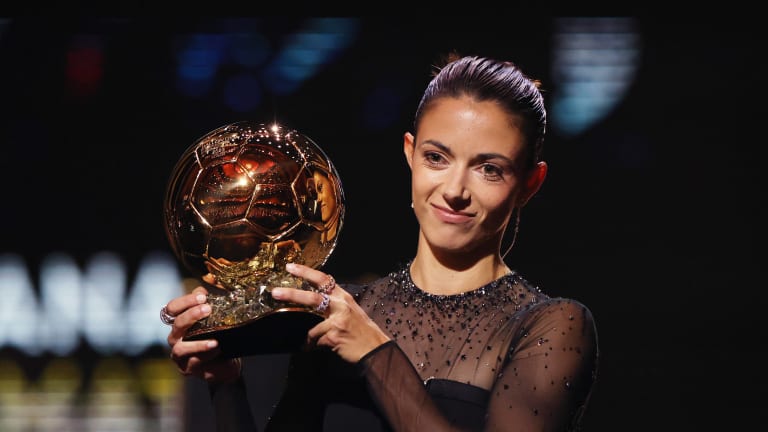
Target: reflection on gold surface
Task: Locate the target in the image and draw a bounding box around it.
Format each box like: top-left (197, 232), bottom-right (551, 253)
top-left (187, 240), bottom-right (316, 338)
top-left (310, 168), bottom-right (341, 244)
top-left (164, 121), bottom-right (345, 348)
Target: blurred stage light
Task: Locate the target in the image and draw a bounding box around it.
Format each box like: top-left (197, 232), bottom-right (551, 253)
top-left (261, 17), bottom-right (359, 96)
top-left (175, 34), bottom-right (228, 98)
top-left (173, 18), bottom-right (359, 112)
top-left (0, 251), bottom-right (185, 431)
top-left (0, 253), bottom-right (39, 355)
top-left (39, 253), bottom-right (83, 356)
top-left (0, 250), bottom-right (183, 355)
top-left (66, 35), bottom-right (104, 98)
top-left (550, 17), bottom-right (641, 138)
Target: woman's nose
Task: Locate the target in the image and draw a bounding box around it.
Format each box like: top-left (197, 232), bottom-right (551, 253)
top-left (442, 172), bottom-right (470, 204)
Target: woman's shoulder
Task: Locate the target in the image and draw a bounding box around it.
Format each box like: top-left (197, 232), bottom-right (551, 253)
top-left (340, 272), bottom-right (390, 298)
top-left (534, 296), bottom-right (596, 324)
top-left (506, 272), bottom-right (596, 324)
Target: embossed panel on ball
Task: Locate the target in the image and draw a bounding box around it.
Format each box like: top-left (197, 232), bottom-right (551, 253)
top-left (163, 121), bottom-right (344, 357)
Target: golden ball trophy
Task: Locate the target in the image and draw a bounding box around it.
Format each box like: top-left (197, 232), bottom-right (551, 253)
top-left (163, 121), bottom-right (344, 358)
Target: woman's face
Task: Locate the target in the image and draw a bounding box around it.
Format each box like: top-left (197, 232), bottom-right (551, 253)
top-left (404, 96), bottom-right (538, 255)
top-left (313, 171), bottom-right (337, 223)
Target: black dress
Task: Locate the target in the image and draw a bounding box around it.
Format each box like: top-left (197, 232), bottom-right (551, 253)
top-left (215, 263), bottom-right (599, 432)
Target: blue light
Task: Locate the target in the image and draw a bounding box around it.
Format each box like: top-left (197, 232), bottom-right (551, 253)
top-left (262, 18), bottom-right (359, 96)
top-left (173, 18), bottom-right (360, 109)
top-left (176, 34), bottom-right (228, 98)
top-left (550, 17), bottom-right (641, 138)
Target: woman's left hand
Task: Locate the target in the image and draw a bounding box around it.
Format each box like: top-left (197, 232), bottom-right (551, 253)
top-left (271, 263), bottom-right (391, 363)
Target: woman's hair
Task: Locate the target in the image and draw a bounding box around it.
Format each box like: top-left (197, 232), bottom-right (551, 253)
top-left (413, 53), bottom-right (547, 169)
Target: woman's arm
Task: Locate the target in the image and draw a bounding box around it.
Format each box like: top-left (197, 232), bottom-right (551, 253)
top-left (358, 341), bottom-right (460, 431)
top-left (484, 299), bottom-right (599, 431)
top-left (358, 299), bottom-right (598, 432)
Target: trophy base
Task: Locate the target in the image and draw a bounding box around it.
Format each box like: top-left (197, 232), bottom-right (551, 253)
top-left (184, 309), bottom-right (324, 358)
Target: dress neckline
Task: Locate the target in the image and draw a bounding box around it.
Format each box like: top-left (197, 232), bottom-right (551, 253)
top-left (389, 261), bottom-right (520, 300)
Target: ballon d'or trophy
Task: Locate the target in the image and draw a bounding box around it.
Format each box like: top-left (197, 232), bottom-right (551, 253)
top-left (163, 120), bottom-right (344, 358)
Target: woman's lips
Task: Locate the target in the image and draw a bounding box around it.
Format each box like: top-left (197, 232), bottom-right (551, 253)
top-left (431, 204), bottom-right (474, 224)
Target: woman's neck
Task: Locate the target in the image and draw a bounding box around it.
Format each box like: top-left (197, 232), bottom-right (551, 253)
top-left (409, 245), bottom-right (511, 296)
top-left (321, 213), bottom-right (339, 243)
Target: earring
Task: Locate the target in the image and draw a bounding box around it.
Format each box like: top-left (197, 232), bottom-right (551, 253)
top-left (410, 202), bottom-right (414, 208)
top-left (501, 207), bottom-right (521, 260)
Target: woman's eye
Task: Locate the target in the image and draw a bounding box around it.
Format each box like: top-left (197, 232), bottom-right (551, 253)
top-left (481, 164), bottom-right (504, 180)
top-left (423, 152), bottom-right (444, 165)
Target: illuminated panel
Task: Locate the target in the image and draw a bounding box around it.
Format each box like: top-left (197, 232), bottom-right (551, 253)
top-left (82, 251), bottom-right (129, 354)
top-left (0, 251), bottom-right (186, 431)
top-left (30, 358), bottom-right (81, 430)
top-left (550, 17), bottom-right (641, 137)
top-left (125, 251), bottom-right (185, 356)
top-left (261, 17), bottom-right (360, 96)
top-left (0, 358), bottom-right (29, 431)
top-left (0, 254), bottom-right (40, 355)
top-left (0, 251), bottom-right (183, 355)
top-left (173, 18), bottom-right (360, 112)
top-left (38, 253), bottom-right (82, 356)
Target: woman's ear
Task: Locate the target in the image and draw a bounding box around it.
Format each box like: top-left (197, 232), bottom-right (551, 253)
top-left (403, 132), bottom-right (415, 169)
top-left (518, 161), bottom-right (548, 207)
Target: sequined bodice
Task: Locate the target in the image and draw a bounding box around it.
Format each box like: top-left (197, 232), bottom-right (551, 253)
top-left (354, 263), bottom-right (549, 389)
top-left (266, 262), bottom-right (599, 431)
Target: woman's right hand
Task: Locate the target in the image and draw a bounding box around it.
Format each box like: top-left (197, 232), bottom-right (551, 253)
top-left (166, 286), bottom-right (242, 383)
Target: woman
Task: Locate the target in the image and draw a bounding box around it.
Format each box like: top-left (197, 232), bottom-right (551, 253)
top-left (165, 54), bottom-right (599, 431)
top-left (311, 168), bottom-right (341, 244)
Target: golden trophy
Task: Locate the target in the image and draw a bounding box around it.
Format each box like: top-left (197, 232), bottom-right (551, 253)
top-left (163, 121), bottom-right (344, 358)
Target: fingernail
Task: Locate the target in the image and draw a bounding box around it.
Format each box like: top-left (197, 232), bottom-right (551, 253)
top-left (206, 340), bottom-right (218, 348)
top-left (201, 304), bottom-right (211, 314)
top-left (196, 294), bottom-right (206, 303)
top-left (272, 288), bottom-right (285, 299)
top-left (285, 263), bottom-right (296, 271)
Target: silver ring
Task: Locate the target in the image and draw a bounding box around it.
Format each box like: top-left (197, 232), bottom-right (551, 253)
top-left (318, 275), bottom-right (336, 294)
top-left (160, 305), bottom-right (176, 325)
top-left (315, 293), bottom-right (330, 313)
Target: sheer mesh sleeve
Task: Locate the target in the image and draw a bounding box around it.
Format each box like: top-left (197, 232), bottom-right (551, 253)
top-left (215, 272), bottom-right (598, 432)
top-left (358, 341), bottom-right (458, 431)
top-left (485, 299), bottom-right (598, 431)
top-left (358, 298), bottom-right (598, 432)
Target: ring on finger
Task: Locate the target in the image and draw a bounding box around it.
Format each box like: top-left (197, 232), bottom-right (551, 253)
top-left (318, 274), bottom-right (336, 294)
top-left (316, 292), bottom-right (331, 313)
top-left (160, 305), bottom-right (176, 325)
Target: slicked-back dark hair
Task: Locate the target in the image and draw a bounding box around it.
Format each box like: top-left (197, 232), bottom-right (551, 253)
top-left (413, 53), bottom-right (547, 169)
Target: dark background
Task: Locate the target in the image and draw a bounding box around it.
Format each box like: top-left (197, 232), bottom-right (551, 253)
top-left (0, 16), bottom-right (764, 430)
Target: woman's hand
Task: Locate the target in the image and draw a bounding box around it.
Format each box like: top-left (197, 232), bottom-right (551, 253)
top-left (165, 286), bottom-right (241, 383)
top-left (272, 263), bottom-right (391, 363)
